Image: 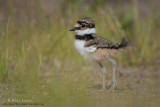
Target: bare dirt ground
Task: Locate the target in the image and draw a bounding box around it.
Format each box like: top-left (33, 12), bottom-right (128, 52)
top-left (1, 64), bottom-right (160, 107)
top-left (86, 65), bottom-right (160, 107)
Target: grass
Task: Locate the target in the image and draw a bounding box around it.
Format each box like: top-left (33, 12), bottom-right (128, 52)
top-left (0, 0), bottom-right (160, 107)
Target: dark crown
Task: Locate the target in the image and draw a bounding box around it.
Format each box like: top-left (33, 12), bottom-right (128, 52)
top-left (77, 17), bottom-right (95, 28)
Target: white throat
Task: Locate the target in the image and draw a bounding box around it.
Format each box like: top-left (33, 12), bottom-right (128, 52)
top-left (75, 28), bottom-right (96, 36)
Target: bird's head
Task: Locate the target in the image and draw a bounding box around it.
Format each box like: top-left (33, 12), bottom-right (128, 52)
top-left (69, 17), bottom-right (96, 35)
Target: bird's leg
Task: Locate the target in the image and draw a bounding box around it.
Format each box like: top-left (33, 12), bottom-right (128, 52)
top-left (107, 58), bottom-right (116, 91)
top-left (98, 63), bottom-right (106, 90)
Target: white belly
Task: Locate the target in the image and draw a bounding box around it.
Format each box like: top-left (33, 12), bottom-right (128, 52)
top-left (74, 40), bottom-right (97, 58)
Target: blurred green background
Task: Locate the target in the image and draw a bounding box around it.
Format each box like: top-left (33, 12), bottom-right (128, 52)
top-left (0, 0), bottom-right (160, 107)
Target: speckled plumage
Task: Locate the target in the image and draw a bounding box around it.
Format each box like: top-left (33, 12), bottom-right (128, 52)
top-left (69, 17), bottom-right (129, 90)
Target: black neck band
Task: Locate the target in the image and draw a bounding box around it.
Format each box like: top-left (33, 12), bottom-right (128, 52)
top-left (75, 34), bottom-right (94, 41)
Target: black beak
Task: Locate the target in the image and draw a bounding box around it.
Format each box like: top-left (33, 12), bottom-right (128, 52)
top-left (69, 27), bottom-right (76, 31)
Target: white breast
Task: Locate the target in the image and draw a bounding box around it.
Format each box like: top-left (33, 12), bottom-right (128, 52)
top-left (74, 40), bottom-right (97, 58)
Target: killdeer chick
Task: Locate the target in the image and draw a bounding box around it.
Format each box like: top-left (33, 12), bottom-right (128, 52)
top-left (69, 17), bottom-right (128, 90)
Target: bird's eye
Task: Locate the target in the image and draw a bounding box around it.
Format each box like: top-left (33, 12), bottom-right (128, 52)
top-left (82, 24), bottom-right (85, 28)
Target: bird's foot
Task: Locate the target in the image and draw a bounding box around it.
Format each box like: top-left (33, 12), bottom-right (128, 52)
top-left (108, 79), bottom-right (117, 92)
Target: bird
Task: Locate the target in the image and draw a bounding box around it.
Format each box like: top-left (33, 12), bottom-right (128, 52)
top-left (69, 17), bottom-right (128, 91)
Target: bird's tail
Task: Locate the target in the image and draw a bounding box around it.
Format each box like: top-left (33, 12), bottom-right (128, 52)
top-left (117, 38), bottom-right (129, 49)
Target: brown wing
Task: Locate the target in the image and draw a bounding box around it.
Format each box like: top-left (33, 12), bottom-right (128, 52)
top-left (84, 37), bottom-right (119, 49)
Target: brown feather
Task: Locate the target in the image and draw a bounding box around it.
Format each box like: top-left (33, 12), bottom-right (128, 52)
top-left (92, 48), bottom-right (119, 62)
top-left (84, 36), bottom-right (119, 49)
